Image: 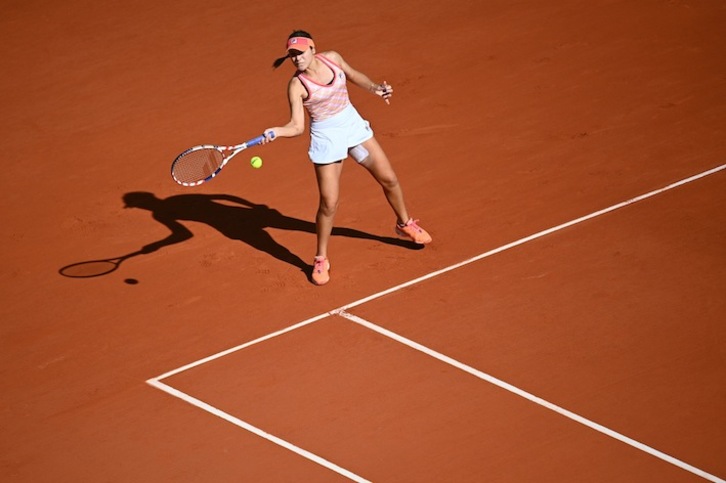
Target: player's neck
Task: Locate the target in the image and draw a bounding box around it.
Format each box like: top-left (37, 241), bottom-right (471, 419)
top-left (305, 56), bottom-right (322, 72)
top-left (304, 57), bottom-right (333, 83)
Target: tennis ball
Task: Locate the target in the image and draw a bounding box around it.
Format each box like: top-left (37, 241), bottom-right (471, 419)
top-left (250, 156), bottom-right (263, 169)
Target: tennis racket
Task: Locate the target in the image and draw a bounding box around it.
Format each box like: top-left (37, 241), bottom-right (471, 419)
top-left (171, 133), bottom-right (273, 186)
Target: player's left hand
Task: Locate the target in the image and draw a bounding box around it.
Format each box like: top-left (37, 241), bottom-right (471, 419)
top-left (375, 81), bottom-right (393, 103)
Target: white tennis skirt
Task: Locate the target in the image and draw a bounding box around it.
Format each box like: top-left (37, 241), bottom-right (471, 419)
top-left (308, 104), bottom-right (373, 164)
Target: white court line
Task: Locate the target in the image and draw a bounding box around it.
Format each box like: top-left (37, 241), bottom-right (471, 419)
top-left (147, 378), bottom-right (371, 483)
top-left (150, 312), bottom-right (332, 381)
top-left (336, 163), bottom-right (726, 312)
top-left (337, 310), bottom-right (726, 483)
top-left (147, 164), bottom-right (725, 481)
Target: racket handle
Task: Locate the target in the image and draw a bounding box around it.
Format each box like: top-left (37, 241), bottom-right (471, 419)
top-left (248, 135), bottom-right (265, 146)
top-left (249, 131), bottom-right (276, 147)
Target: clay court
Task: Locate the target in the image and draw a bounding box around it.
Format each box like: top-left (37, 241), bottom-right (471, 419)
top-left (2, 0), bottom-right (725, 481)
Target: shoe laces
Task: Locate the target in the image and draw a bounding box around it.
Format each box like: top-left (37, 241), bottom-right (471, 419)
top-left (402, 219), bottom-right (422, 231)
top-left (313, 256), bottom-right (328, 271)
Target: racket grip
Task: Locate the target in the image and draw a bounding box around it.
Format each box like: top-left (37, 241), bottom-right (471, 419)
top-left (250, 131), bottom-right (275, 147)
top-left (248, 135), bottom-right (265, 146)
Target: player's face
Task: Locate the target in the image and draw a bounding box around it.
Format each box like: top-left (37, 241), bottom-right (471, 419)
top-left (289, 48), bottom-right (313, 71)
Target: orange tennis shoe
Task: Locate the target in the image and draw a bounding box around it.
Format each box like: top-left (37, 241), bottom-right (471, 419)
top-left (395, 219), bottom-right (432, 244)
top-left (312, 256), bottom-right (330, 285)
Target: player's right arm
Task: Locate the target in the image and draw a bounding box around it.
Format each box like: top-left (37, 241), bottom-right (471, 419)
top-left (263, 77), bottom-right (306, 142)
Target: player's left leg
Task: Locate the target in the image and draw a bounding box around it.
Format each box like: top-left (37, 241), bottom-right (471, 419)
top-left (357, 137), bottom-right (432, 244)
top-left (358, 136), bottom-right (409, 224)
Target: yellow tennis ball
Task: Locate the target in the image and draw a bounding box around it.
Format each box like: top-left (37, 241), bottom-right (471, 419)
top-left (250, 156), bottom-right (263, 169)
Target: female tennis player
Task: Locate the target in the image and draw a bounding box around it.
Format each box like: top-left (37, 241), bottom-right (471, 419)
top-left (263, 30), bottom-right (432, 286)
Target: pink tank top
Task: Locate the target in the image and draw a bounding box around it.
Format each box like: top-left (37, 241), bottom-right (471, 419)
top-left (296, 54), bottom-right (350, 121)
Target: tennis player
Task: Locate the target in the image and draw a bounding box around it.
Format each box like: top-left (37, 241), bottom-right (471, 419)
top-left (263, 30), bottom-right (432, 285)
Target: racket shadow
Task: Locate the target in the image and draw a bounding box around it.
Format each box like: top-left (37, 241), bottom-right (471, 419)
top-left (118, 191), bottom-right (421, 275)
top-left (59, 250), bottom-right (145, 278)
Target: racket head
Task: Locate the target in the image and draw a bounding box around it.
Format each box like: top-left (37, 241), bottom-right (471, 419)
top-left (59, 259), bottom-right (122, 278)
top-left (171, 135), bottom-right (268, 187)
top-left (171, 145), bottom-right (228, 186)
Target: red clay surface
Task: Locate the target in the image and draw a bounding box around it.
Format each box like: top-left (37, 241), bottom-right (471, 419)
top-left (2, 0), bottom-right (725, 481)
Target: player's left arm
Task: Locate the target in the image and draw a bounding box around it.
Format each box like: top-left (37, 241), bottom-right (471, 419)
top-left (325, 50), bottom-right (392, 102)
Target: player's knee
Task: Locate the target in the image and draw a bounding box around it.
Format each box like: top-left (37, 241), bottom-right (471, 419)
top-left (379, 174), bottom-right (399, 192)
top-left (318, 196), bottom-right (339, 217)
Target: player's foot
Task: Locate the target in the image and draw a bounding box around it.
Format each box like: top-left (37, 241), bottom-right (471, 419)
top-left (395, 219), bottom-right (432, 244)
top-left (312, 256), bottom-right (330, 285)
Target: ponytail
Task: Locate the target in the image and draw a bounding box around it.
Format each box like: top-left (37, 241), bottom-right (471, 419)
top-left (272, 54), bottom-right (289, 69)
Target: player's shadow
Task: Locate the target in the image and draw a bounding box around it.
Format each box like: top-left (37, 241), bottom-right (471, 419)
top-left (121, 191), bottom-right (420, 278)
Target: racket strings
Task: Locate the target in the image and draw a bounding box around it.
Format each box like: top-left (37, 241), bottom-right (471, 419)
top-left (172, 149), bottom-right (225, 184)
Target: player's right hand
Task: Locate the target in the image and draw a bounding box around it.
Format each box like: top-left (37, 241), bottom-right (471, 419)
top-left (262, 130), bottom-right (276, 144)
